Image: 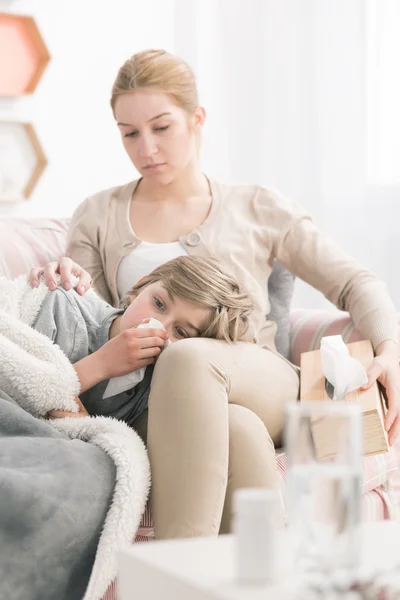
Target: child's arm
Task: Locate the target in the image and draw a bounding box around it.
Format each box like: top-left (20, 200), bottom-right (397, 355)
top-left (32, 286), bottom-right (121, 365)
top-left (73, 326), bottom-right (167, 392)
top-left (47, 396), bottom-right (89, 419)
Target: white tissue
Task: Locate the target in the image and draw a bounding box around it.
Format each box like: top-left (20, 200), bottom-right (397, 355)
top-left (320, 335), bottom-right (368, 400)
top-left (102, 317), bottom-right (170, 399)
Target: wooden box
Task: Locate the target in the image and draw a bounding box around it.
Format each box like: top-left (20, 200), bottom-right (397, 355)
top-left (300, 340), bottom-right (389, 459)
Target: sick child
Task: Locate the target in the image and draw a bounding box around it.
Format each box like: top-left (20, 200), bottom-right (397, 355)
top-left (32, 255), bottom-right (254, 426)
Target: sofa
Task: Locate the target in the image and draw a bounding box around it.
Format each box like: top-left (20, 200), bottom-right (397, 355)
top-left (2, 218), bottom-right (400, 551)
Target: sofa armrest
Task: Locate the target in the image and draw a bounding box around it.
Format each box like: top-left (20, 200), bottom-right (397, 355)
top-left (0, 218), bottom-right (69, 279)
top-left (289, 309), bottom-right (363, 366)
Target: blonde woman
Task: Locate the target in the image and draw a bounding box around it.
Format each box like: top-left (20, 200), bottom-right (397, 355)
top-left (30, 49), bottom-right (400, 540)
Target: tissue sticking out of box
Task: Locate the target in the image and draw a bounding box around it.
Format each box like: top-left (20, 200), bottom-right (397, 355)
top-left (320, 335), bottom-right (368, 400)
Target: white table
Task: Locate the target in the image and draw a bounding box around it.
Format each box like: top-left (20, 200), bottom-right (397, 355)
top-left (118, 521), bottom-right (400, 600)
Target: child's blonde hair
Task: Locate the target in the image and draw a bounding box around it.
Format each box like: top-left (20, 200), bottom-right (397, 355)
top-left (111, 49), bottom-right (198, 115)
top-left (128, 256), bottom-right (254, 343)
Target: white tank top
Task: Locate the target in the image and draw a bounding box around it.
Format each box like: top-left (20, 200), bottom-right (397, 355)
top-left (116, 240), bottom-right (187, 299)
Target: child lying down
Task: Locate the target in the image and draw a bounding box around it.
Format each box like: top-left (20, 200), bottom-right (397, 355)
top-left (32, 256), bottom-right (254, 425)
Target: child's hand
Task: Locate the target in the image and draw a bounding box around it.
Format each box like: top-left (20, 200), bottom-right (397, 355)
top-left (94, 325), bottom-right (168, 380)
top-left (47, 396), bottom-right (89, 419)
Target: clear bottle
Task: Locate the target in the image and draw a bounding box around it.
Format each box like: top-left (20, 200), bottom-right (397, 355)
top-left (233, 488), bottom-right (281, 585)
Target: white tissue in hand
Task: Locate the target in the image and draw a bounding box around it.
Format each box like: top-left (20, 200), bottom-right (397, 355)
top-left (102, 317), bottom-right (170, 399)
top-left (320, 335), bottom-right (368, 400)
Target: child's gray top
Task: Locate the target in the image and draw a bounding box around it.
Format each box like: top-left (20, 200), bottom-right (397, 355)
top-left (32, 287), bottom-right (153, 426)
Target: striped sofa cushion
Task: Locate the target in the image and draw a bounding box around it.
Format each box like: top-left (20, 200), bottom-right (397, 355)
top-left (289, 308), bottom-right (364, 367)
top-left (0, 218), bottom-right (69, 278)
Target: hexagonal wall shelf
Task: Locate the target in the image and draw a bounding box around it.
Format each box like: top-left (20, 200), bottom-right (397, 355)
top-left (0, 13), bottom-right (51, 96)
top-left (0, 121), bottom-right (48, 202)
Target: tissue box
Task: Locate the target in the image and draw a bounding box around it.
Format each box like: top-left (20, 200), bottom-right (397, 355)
top-left (300, 340), bottom-right (389, 459)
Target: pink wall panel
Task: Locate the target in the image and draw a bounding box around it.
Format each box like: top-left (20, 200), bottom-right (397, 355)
top-left (0, 14), bottom-right (50, 96)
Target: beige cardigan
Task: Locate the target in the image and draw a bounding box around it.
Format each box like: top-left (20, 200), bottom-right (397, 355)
top-left (66, 177), bottom-right (398, 351)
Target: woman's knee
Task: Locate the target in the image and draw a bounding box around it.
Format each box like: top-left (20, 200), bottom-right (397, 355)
top-left (152, 338), bottom-right (228, 388)
top-left (149, 338), bottom-right (229, 414)
top-left (156, 337), bottom-right (222, 368)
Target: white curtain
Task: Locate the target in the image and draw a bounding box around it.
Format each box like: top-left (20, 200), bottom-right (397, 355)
top-left (174, 0), bottom-right (400, 310)
top-left (367, 0), bottom-right (400, 185)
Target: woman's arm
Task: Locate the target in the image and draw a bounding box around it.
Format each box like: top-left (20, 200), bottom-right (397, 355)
top-left (271, 213), bottom-right (398, 350)
top-left (66, 197), bottom-right (113, 304)
top-left (29, 197), bottom-right (113, 303)
top-left (264, 193), bottom-right (399, 442)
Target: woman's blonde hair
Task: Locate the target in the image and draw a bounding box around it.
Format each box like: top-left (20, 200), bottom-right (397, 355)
top-left (127, 256), bottom-right (254, 343)
top-left (111, 49), bottom-right (198, 115)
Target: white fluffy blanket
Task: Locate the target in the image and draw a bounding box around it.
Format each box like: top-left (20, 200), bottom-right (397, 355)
top-left (0, 275), bottom-right (151, 600)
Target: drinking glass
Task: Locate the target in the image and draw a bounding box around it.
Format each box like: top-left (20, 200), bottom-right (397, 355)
top-left (285, 401), bottom-right (363, 592)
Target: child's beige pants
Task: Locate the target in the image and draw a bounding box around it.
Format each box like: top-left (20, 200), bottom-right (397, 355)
top-left (146, 337), bottom-right (300, 539)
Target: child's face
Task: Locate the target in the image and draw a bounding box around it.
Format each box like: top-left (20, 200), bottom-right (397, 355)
top-left (120, 281), bottom-right (211, 343)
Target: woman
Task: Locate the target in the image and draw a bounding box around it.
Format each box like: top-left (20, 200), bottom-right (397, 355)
top-left (31, 49), bottom-right (400, 540)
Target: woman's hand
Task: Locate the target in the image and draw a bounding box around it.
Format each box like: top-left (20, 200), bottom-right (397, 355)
top-left (29, 257), bottom-right (92, 295)
top-left (47, 396), bottom-right (89, 419)
top-left (362, 340), bottom-right (400, 446)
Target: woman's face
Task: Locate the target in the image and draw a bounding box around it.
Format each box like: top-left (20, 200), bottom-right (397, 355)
top-left (120, 281), bottom-right (211, 343)
top-left (114, 89), bottom-right (205, 184)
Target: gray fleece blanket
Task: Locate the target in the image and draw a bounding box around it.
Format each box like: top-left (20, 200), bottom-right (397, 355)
top-left (0, 276), bottom-right (151, 600)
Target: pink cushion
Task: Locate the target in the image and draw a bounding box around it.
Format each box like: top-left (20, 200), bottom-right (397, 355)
top-left (0, 218), bottom-right (68, 279)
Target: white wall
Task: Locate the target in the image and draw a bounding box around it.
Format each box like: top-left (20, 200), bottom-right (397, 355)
top-left (0, 0), bottom-right (175, 218)
top-left (1, 0), bottom-right (398, 309)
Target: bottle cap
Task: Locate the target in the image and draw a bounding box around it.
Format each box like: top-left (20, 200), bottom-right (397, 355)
top-left (234, 488), bottom-right (280, 517)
